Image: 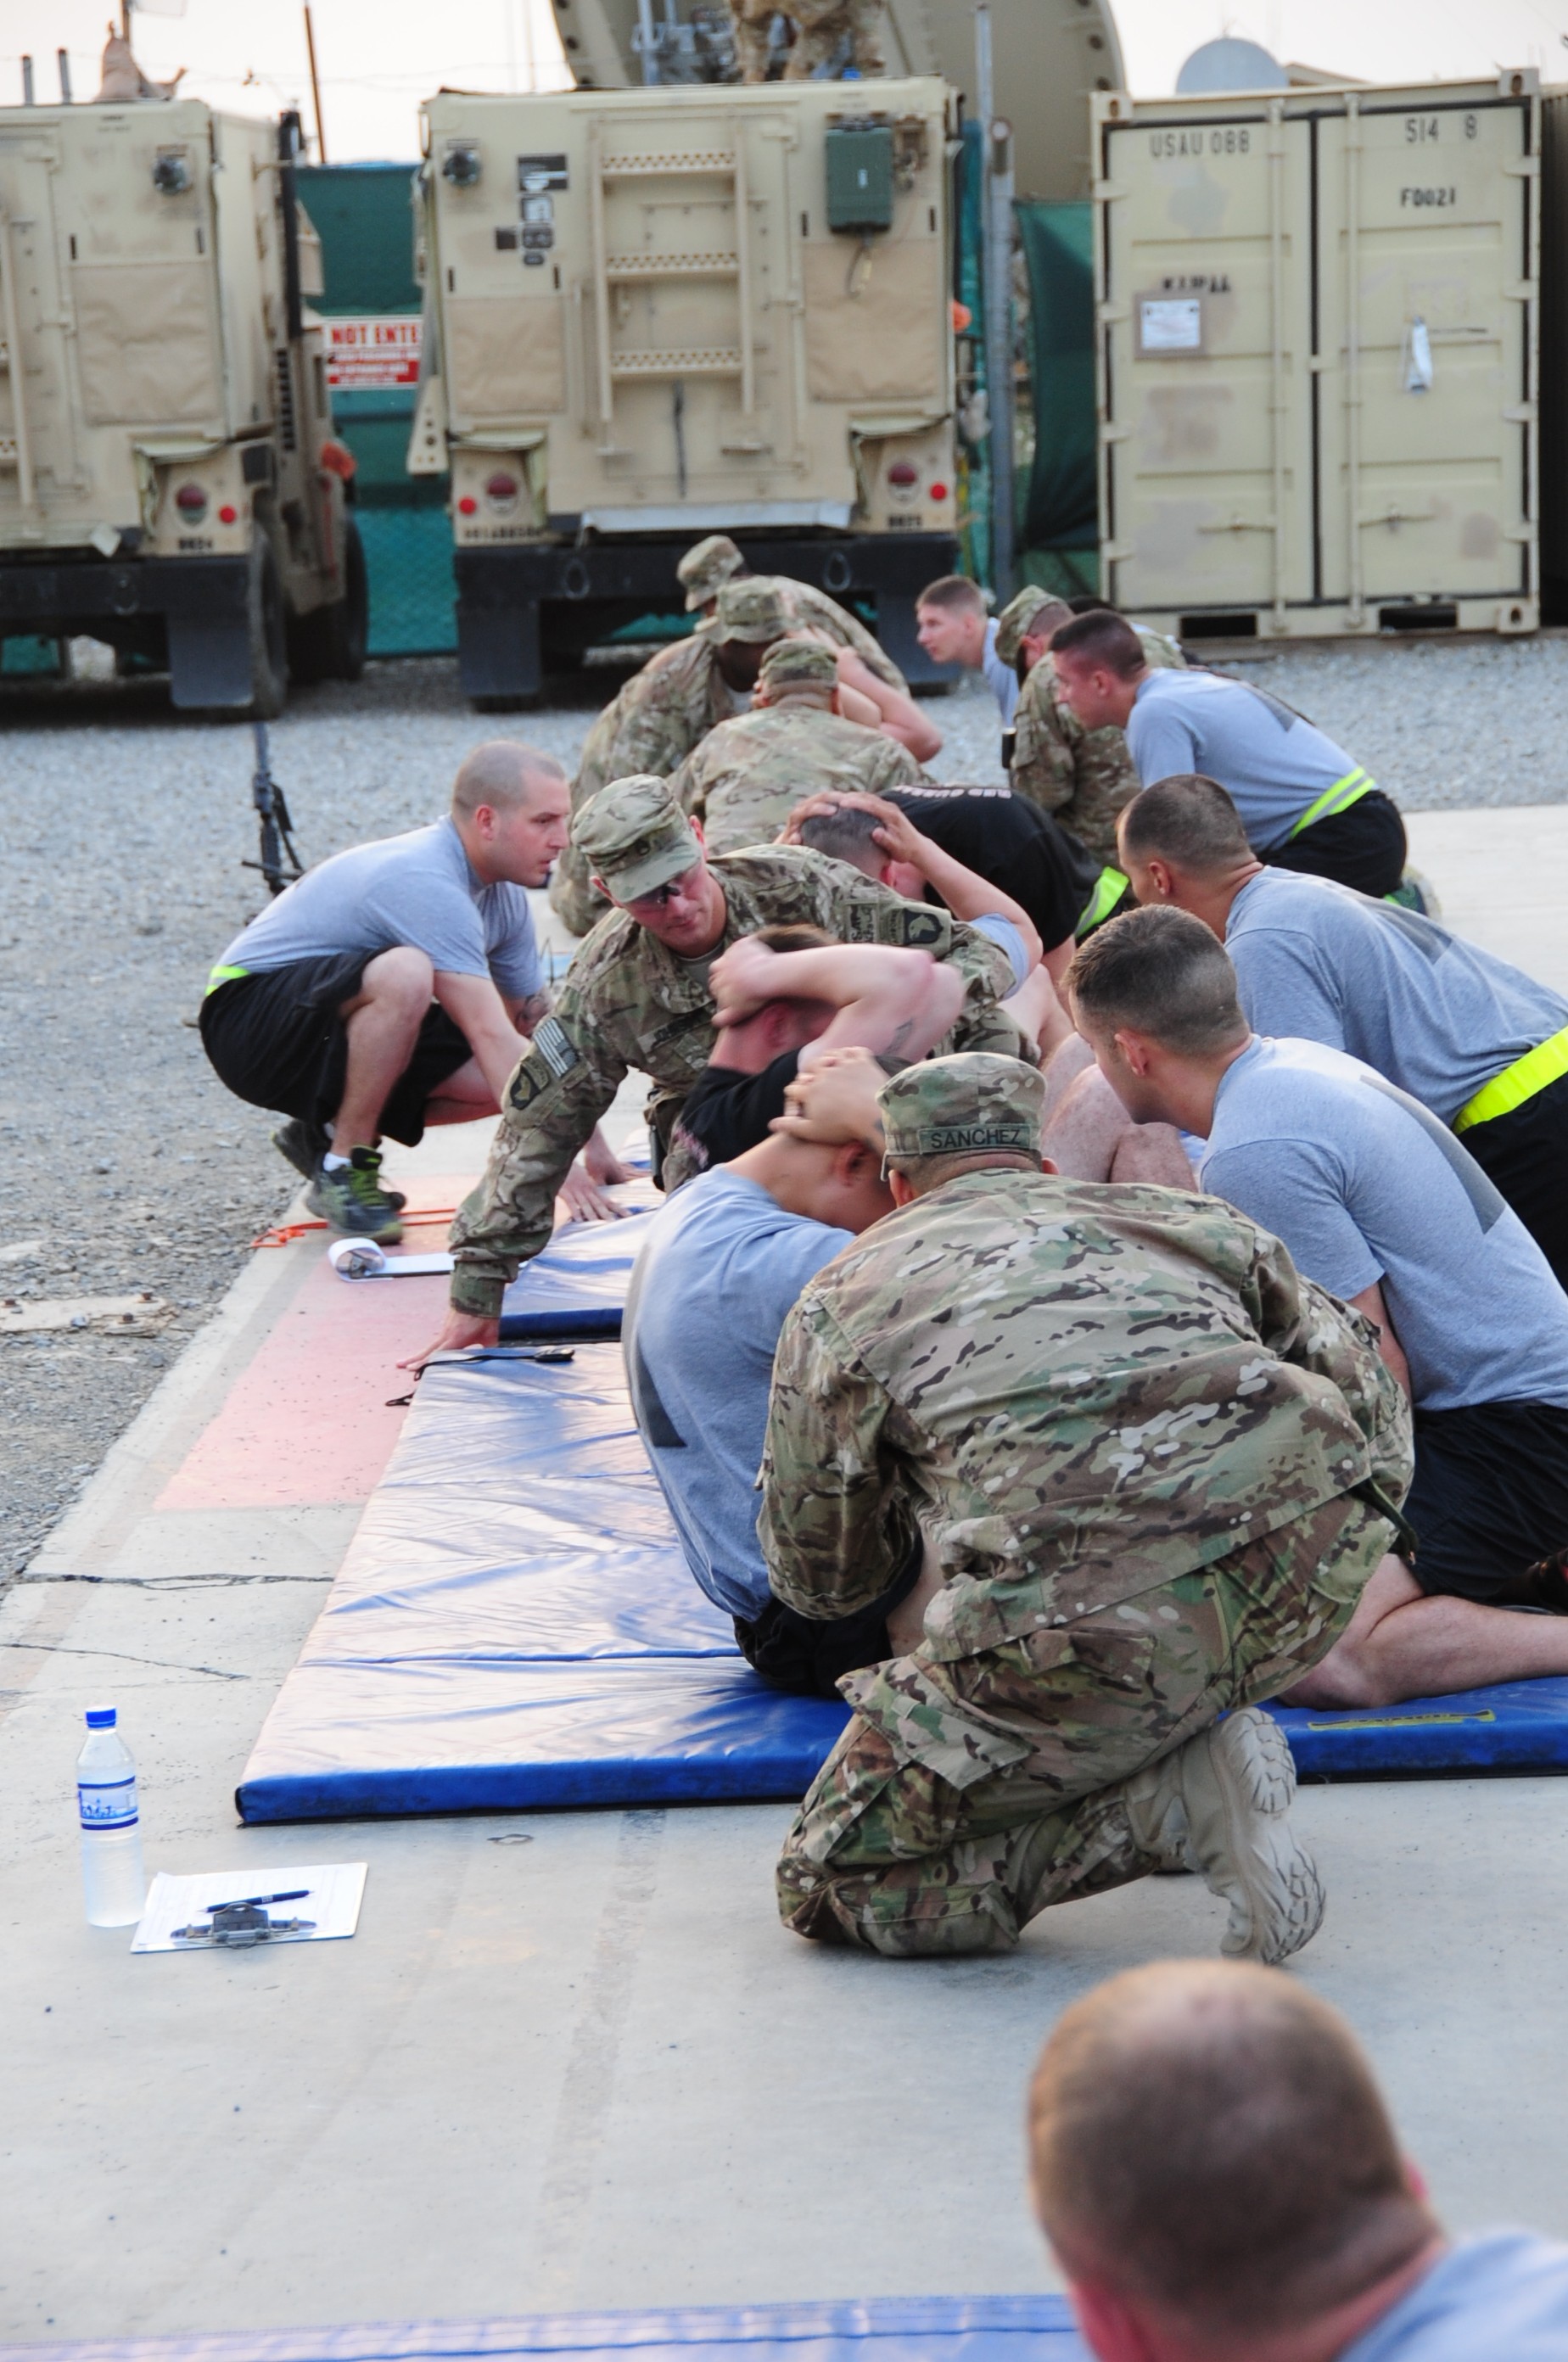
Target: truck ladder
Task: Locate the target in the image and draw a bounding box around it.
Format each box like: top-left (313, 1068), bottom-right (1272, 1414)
top-left (585, 132), bottom-right (757, 445)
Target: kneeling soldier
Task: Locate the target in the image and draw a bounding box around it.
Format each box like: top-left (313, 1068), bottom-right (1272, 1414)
top-left (759, 1052), bottom-right (1412, 1962)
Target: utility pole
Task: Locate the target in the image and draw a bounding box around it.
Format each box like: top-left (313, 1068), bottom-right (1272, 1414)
top-left (304, 6), bottom-right (328, 162)
top-left (975, 0), bottom-right (1016, 602)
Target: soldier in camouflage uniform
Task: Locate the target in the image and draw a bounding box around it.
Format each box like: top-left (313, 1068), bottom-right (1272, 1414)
top-left (679, 534), bottom-right (906, 691)
top-left (1001, 591), bottom-right (1185, 869)
top-left (409, 781), bottom-right (1024, 1360)
top-left (759, 1052), bottom-right (1413, 1962)
top-left (548, 583), bottom-right (791, 938)
top-left (727, 0), bottom-right (884, 79)
top-left (668, 639), bottom-right (930, 856)
top-left (784, 0), bottom-right (884, 76)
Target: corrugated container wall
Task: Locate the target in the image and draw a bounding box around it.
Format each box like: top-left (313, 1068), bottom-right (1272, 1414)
top-left (1092, 75), bottom-right (1539, 643)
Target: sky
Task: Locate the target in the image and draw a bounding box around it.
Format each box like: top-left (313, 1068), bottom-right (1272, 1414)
top-left (6, 0), bottom-right (1568, 162)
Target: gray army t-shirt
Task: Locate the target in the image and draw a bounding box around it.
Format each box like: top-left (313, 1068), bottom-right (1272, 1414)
top-left (1200, 1037), bottom-right (1568, 1413)
top-left (623, 1167), bottom-right (851, 1622)
top-left (1226, 869), bottom-right (1568, 1124)
top-left (1127, 668), bottom-right (1369, 852)
top-left (217, 817), bottom-right (544, 1001)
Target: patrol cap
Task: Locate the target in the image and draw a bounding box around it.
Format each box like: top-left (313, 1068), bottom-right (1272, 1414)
top-left (572, 773), bottom-right (701, 903)
top-left (697, 579), bottom-right (791, 646)
top-left (759, 637), bottom-right (838, 692)
top-left (878, 1053), bottom-right (1044, 1167)
top-left (678, 533), bottom-right (746, 610)
top-left (994, 586), bottom-right (1072, 666)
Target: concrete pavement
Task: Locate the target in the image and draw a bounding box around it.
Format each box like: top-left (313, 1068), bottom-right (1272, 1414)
top-left (5, 825), bottom-right (1568, 2341)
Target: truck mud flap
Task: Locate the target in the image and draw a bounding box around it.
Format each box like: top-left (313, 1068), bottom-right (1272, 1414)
top-left (165, 553), bottom-right (261, 710)
top-left (166, 616), bottom-right (255, 709)
top-left (456, 598), bottom-right (541, 702)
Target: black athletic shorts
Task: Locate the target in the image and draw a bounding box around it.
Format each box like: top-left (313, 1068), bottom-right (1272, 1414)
top-left (1263, 787), bottom-right (1408, 899)
top-left (199, 952), bottom-right (473, 1148)
top-left (732, 1540), bottom-right (921, 1700)
top-left (1403, 1399), bottom-right (1568, 1603)
top-left (1460, 1066), bottom-right (1568, 1295)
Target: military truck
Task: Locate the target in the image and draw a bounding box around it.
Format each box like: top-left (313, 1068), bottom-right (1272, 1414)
top-left (409, 78), bottom-right (960, 702)
top-left (0, 100), bottom-right (366, 715)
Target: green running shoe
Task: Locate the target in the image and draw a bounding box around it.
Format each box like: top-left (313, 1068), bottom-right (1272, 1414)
top-left (274, 1118), bottom-right (405, 1208)
top-left (305, 1147), bottom-right (405, 1242)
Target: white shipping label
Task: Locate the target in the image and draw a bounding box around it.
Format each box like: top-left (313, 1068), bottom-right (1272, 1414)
top-left (1140, 297), bottom-right (1203, 353)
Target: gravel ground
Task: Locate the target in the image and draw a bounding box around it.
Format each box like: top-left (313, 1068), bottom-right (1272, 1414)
top-left (3, 630), bottom-right (1565, 1581)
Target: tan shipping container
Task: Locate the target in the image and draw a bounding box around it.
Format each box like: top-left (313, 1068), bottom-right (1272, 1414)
top-left (1092, 74), bottom-right (1539, 643)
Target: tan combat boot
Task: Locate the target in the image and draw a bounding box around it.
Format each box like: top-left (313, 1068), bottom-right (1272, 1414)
top-left (1124, 1707), bottom-right (1324, 1966)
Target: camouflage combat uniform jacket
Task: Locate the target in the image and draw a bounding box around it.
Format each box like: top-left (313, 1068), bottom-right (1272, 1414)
top-left (759, 578), bottom-right (905, 688)
top-left (1011, 627), bottom-right (1185, 865)
top-left (550, 636), bottom-right (736, 936)
top-left (448, 847), bottom-right (1021, 1317)
top-left (667, 702), bottom-right (929, 854)
top-left (760, 1167), bottom-right (1410, 1761)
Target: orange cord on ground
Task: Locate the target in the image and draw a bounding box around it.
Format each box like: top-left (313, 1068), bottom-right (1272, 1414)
top-left (250, 1207), bottom-right (458, 1250)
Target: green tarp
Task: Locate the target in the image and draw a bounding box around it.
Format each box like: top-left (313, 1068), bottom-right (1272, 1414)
top-left (1016, 198), bottom-right (1098, 596)
top-left (298, 164), bottom-right (456, 657)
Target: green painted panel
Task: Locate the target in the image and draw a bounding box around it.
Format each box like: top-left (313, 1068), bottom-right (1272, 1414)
top-left (297, 163), bottom-right (422, 316)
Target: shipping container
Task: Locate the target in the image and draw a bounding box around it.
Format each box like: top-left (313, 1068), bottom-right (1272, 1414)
top-left (1092, 73), bottom-right (1539, 642)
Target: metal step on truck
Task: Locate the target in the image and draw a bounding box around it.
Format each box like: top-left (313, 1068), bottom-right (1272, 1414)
top-left (0, 94), bottom-right (367, 715)
top-left (408, 76), bottom-right (963, 702)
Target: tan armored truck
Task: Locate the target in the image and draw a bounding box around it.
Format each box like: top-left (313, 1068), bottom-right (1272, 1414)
top-left (409, 79), bottom-right (960, 700)
top-left (0, 100), bottom-right (367, 714)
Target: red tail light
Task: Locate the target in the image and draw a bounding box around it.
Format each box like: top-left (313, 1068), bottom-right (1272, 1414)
top-left (887, 461), bottom-right (919, 487)
top-left (174, 483), bottom-right (208, 519)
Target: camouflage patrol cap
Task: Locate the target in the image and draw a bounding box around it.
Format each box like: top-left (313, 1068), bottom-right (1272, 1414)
top-left (878, 1053), bottom-right (1044, 1167)
top-left (994, 586), bottom-right (1072, 666)
top-left (697, 579), bottom-right (791, 646)
top-left (759, 637), bottom-right (838, 692)
top-left (572, 773), bottom-right (701, 903)
top-left (678, 534), bottom-right (747, 610)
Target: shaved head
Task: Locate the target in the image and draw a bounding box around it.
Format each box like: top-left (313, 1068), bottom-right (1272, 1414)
top-left (1029, 1962), bottom-right (1436, 2344)
top-left (451, 741), bottom-right (567, 820)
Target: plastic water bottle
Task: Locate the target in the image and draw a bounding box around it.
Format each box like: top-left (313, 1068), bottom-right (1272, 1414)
top-left (77, 1706), bottom-right (146, 1928)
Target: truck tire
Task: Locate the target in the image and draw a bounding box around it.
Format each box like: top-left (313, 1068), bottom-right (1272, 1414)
top-left (246, 536), bottom-right (290, 719)
top-left (288, 518), bottom-right (369, 685)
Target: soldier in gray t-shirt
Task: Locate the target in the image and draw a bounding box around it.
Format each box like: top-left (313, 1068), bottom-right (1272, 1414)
top-left (199, 742), bottom-right (629, 1241)
top-left (1116, 773), bottom-right (1568, 1290)
top-left (1050, 608), bottom-right (1408, 898)
top-left (1070, 904), bottom-right (1568, 1714)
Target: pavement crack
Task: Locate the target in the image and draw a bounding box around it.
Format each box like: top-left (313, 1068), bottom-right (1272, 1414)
top-left (0, 1639), bottom-right (249, 1680)
top-left (21, 1572), bottom-right (333, 1589)
top-left (533, 1808), bottom-right (667, 2301)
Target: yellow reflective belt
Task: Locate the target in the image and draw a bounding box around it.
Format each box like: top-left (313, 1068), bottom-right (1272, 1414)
top-left (1076, 866), bottom-right (1129, 938)
top-left (1286, 768), bottom-right (1373, 840)
top-left (1453, 1023), bottom-right (1568, 1134)
top-left (204, 963), bottom-right (249, 996)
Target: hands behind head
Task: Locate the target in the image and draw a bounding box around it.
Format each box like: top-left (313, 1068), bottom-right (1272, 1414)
top-left (770, 1045), bottom-right (887, 1149)
top-left (779, 787), bottom-right (929, 870)
top-left (708, 935), bottom-right (781, 1028)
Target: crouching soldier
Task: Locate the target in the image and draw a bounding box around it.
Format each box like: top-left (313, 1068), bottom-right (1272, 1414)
top-left (759, 1052), bottom-right (1413, 1963)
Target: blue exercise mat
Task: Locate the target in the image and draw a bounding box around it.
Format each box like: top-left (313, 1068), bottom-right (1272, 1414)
top-left (0, 2294), bottom-right (1089, 2362)
top-left (498, 1182), bottom-right (658, 1340)
top-left (238, 1346), bottom-right (847, 1822)
top-left (238, 1346), bottom-right (1568, 1824)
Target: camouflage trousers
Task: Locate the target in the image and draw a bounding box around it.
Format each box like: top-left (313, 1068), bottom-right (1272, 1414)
top-left (776, 1492), bottom-right (1388, 1958)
